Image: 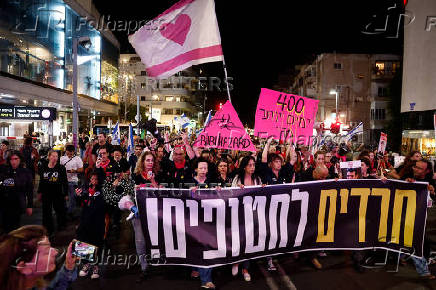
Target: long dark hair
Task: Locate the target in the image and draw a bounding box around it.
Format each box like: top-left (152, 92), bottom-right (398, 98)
top-left (238, 155), bottom-right (258, 185)
top-left (6, 150), bottom-right (25, 168)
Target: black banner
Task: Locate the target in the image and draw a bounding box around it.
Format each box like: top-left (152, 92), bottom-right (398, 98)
top-left (136, 179), bottom-right (428, 267)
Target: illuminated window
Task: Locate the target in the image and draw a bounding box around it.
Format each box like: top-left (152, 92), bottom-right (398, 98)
top-left (165, 96), bottom-right (174, 102)
top-left (375, 62), bottom-right (385, 75)
top-left (176, 97), bottom-right (181, 102)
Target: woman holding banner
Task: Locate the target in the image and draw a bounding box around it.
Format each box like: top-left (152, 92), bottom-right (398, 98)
top-left (216, 158), bottom-right (232, 187)
top-left (118, 151), bottom-right (160, 284)
top-left (231, 155), bottom-right (263, 282)
top-left (190, 158), bottom-right (216, 289)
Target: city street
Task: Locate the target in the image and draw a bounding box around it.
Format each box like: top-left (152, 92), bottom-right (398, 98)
top-left (21, 205), bottom-right (436, 290)
top-left (1, 0), bottom-right (436, 289)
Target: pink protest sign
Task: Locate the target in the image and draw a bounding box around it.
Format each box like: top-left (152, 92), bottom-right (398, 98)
top-left (194, 101), bottom-right (255, 151)
top-left (254, 88), bottom-right (319, 145)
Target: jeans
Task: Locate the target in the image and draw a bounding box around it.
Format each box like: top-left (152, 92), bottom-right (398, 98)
top-left (412, 256), bottom-right (430, 276)
top-left (193, 267), bottom-right (212, 284)
top-left (67, 182), bottom-right (78, 214)
top-left (132, 218), bottom-right (148, 271)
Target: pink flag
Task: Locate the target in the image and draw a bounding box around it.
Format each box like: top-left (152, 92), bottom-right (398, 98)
top-left (194, 101), bottom-right (255, 151)
top-left (128, 0), bottom-right (223, 79)
top-left (254, 88), bottom-right (319, 145)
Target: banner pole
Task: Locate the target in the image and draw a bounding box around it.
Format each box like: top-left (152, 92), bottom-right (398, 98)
top-left (222, 59), bottom-right (232, 103)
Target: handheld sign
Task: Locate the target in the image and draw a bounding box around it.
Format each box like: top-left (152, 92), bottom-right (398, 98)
top-left (254, 88), bottom-right (319, 145)
top-left (378, 132), bottom-right (388, 154)
top-left (194, 101), bottom-right (255, 151)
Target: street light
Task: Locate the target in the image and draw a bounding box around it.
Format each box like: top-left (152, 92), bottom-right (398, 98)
top-left (329, 89), bottom-right (339, 121)
top-left (73, 36), bottom-right (92, 150)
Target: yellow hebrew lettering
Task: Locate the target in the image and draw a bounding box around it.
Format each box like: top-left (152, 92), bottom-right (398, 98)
top-left (371, 188), bottom-right (390, 242)
top-left (317, 189), bottom-right (337, 243)
top-left (350, 188), bottom-right (370, 243)
top-left (391, 190), bottom-right (416, 247)
top-left (340, 189), bottom-right (349, 214)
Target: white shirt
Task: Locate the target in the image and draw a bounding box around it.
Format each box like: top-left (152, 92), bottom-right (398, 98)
top-left (60, 155), bottom-right (83, 183)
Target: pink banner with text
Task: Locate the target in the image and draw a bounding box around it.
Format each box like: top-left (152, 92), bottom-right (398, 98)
top-left (254, 88), bottom-right (319, 145)
top-left (194, 101), bottom-right (255, 151)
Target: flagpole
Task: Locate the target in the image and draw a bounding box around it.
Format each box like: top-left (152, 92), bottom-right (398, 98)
top-left (222, 59), bottom-right (232, 103)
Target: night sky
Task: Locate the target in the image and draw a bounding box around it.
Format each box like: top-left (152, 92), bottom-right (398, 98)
top-left (94, 0), bottom-right (404, 125)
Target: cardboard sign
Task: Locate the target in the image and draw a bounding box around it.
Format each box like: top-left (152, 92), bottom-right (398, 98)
top-left (254, 88), bottom-right (319, 145)
top-left (194, 101), bottom-right (255, 151)
top-left (378, 132), bottom-right (388, 154)
top-left (340, 160), bottom-right (362, 179)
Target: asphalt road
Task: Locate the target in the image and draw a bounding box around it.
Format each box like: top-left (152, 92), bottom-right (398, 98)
top-left (19, 205), bottom-right (436, 290)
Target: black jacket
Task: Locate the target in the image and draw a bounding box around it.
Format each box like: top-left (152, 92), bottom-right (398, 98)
top-left (0, 165), bottom-right (33, 211)
top-left (38, 163), bottom-right (68, 196)
top-left (76, 184), bottom-right (105, 247)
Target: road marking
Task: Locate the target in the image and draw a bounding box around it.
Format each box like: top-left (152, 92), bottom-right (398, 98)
top-left (257, 261), bottom-right (280, 290)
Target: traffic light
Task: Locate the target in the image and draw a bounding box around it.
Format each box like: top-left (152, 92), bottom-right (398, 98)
top-left (330, 121), bottom-right (341, 134)
top-left (217, 102), bottom-right (223, 110)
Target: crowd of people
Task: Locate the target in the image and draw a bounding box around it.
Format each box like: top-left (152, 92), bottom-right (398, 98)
top-left (0, 131), bottom-right (435, 289)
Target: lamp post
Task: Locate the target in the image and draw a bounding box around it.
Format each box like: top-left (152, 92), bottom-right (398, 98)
top-left (72, 36), bottom-right (92, 150)
top-left (329, 89), bottom-right (339, 121)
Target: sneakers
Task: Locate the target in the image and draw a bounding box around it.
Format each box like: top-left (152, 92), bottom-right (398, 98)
top-left (232, 264), bottom-right (239, 276)
top-left (191, 270), bottom-right (200, 278)
top-left (79, 264), bottom-right (91, 277)
top-left (242, 269), bottom-right (251, 282)
top-left (267, 258), bottom-right (277, 271)
top-left (91, 266), bottom-right (100, 279)
top-left (201, 282), bottom-right (216, 289)
top-left (311, 258), bottom-right (322, 270)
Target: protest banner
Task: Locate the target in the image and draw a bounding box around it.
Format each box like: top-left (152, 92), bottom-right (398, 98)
top-left (254, 88), bottom-right (319, 145)
top-left (136, 179), bottom-right (428, 267)
top-left (378, 132), bottom-right (388, 154)
top-left (194, 100), bottom-right (255, 151)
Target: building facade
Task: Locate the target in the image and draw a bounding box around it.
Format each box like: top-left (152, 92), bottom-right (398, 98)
top-left (401, 0), bottom-right (436, 156)
top-left (119, 54), bottom-right (201, 128)
top-left (0, 0), bottom-right (120, 145)
top-left (292, 53), bottom-right (401, 145)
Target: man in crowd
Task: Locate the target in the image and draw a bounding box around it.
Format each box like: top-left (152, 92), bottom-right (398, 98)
top-left (129, 144), bottom-right (143, 174)
top-left (0, 140), bottom-right (10, 165)
top-left (79, 132), bottom-right (89, 159)
top-left (60, 144), bottom-right (84, 218)
top-left (20, 136), bottom-right (39, 178)
top-left (92, 133), bottom-right (112, 164)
